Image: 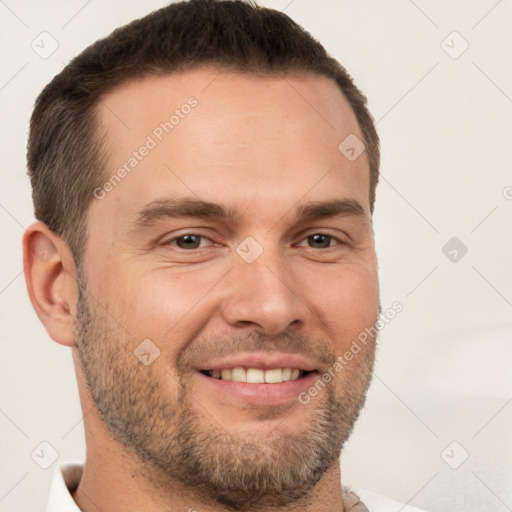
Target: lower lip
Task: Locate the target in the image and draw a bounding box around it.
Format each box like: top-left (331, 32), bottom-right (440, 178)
top-left (195, 371), bottom-right (320, 406)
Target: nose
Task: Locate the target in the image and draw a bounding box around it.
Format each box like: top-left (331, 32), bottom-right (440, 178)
top-left (221, 254), bottom-right (307, 336)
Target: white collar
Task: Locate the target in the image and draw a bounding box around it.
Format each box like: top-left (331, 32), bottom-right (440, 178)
top-left (46, 462), bottom-right (83, 511)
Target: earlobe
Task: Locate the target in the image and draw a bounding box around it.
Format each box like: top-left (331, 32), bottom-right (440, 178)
top-left (22, 222), bottom-right (78, 347)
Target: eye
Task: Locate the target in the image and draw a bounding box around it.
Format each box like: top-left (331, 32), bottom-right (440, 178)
top-left (298, 233), bottom-right (341, 249)
top-left (167, 234), bottom-right (211, 250)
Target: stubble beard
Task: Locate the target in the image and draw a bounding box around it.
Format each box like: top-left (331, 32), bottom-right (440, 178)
top-left (73, 272), bottom-right (376, 510)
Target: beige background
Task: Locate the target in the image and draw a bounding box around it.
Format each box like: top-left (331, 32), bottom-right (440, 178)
top-left (1, 1), bottom-right (511, 511)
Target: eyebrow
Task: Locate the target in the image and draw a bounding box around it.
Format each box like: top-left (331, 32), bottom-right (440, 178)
top-left (130, 197), bottom-right (366, 231)
top-left (294, 198), bottom-right (365, 221)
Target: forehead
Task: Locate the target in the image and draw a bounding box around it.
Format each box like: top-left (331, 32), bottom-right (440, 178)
top-left (91, 67), bottom-right (370, 227)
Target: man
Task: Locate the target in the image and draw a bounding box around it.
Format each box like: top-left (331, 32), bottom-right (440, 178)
top-left (23, 1), bottom-right (426, 510)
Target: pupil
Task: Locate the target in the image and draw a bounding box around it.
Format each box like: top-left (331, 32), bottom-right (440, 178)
top-left (178, 235), bottom-right (200, 249)
top-left (310, 234), bottom-right (330, 248)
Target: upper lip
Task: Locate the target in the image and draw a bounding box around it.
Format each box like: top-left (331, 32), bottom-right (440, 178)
top-left (196, 352), bottom-right (321, 372)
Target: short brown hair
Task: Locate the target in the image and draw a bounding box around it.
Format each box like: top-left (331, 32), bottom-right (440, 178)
top-left (27, 0), bottom-right (379, 263)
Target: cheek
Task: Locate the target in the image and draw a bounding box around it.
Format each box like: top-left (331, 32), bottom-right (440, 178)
top-left (302, 259), bottom-right (379, 345)
top-left (99, 266), bottom-right (224, 352)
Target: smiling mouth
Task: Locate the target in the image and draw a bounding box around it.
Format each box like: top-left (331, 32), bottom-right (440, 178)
top-left (200, 367), bottom-right (313, 383)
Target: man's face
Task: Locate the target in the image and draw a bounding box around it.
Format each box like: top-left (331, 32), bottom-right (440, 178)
top-left (75, 68), bottom-right (380, 509)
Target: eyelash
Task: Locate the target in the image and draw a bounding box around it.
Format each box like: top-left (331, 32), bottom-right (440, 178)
top-left (164, 232), bottom-right (345, 250)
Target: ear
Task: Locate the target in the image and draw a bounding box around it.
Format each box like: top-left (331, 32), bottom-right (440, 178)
top-left (22, 222), bottom-right (79, 347)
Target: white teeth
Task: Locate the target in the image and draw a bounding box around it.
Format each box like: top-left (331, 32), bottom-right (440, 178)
top-left (208, 367), bottom-right (305, 383)
top-left (246, 368), bottom-right (265, 383)
top-left (221, 369), bottom-right (232, 380)
top-left (231, 367), bottom-right (247, 382)
top-left (282, 368), bottom-right (292, 381)
top-left (264, 368), bottom-right (283, 383)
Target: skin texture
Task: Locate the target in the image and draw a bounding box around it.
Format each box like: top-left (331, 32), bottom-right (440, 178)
top-left (23, 67), bottom-right (380, 512)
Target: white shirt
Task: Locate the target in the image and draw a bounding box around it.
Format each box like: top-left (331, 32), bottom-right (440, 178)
top-left (47, 462), bottom-right (427, 512)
